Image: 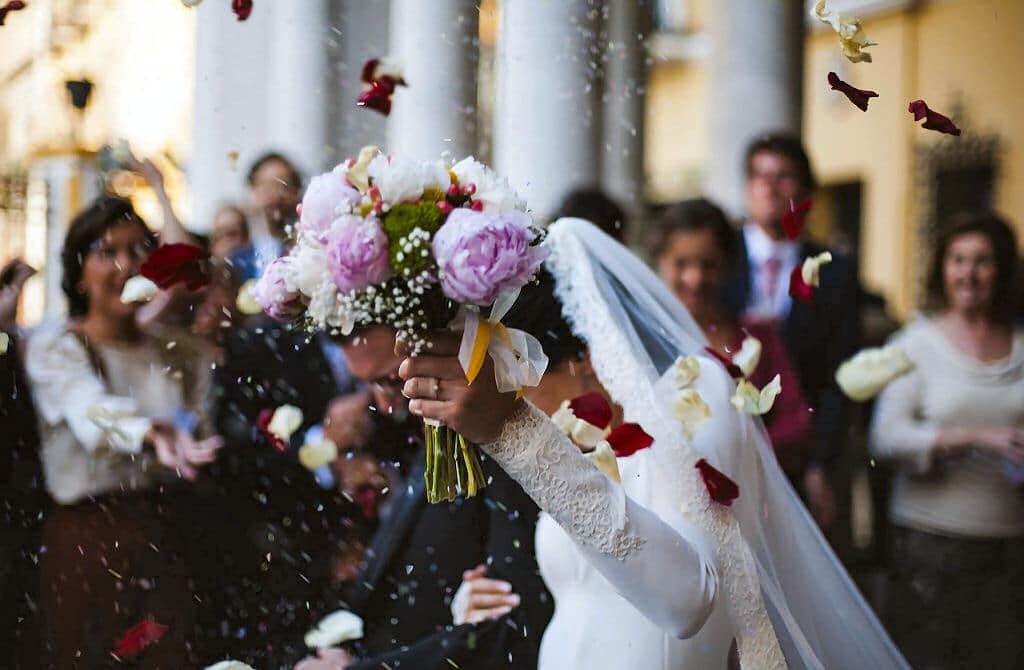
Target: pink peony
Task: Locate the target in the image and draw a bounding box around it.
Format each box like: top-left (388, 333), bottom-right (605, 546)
top-left (301, 166), bottom-right (362, 243)
top-left (253, 257), bottom-right (304, 321)
top-left (326, 214), bottom-right (392, 293)
top-left (432, 208), bottom-right (547, 306)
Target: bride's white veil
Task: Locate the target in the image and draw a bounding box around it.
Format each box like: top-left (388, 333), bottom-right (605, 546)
top-left (543, 218), bottom-right (908, 670)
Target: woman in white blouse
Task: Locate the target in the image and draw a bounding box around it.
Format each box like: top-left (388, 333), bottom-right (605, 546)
top-left (870, 212), bottom-right (1024, 669)
top-left (26, 196), bottom-right (221, 668)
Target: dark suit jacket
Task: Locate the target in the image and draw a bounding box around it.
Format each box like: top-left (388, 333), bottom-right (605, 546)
top-left (343, 444), bottom-right (553, 670)
top-left (723, 235), bottom-right (862, 466)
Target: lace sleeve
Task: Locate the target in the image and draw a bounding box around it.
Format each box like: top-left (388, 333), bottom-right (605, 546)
top-left (483, 401), bottom-right (719, 639)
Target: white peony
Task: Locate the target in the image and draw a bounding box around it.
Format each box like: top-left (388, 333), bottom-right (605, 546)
top-left (732, 335), bottom-right (763, 378)
top-left (674, 388), bottom-right (712, 439)
top-left (306, 280), bottom-right (355, 335)
top-left (305, 609), bottom-right (364, 649)
top-left (299, 438), bottom-right (339, 471)
top-left (450, 157), bottom-right (526, 213)
top-left (730, 375), bottom-right (782, 416)
top-left (120, 276), bottom-right (158, 304)
top-left (287, 239), bottom-right (331, 298)
top-left (836, 344), bottom-right (914, 401)
top-left (587, 441), bottom-right (621, 482)
top-left (673, 356), bottom-right (702, 389)
top-left (801, 251), bottom-right (833, 288)
top-left (268, 405), bottom-right (304, 443)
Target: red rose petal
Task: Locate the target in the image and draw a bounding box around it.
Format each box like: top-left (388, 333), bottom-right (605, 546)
top-left (908, 99), bottom-right (961, 136)
top-left (232, 0), bottom-right (253, 21)
top-left (703, 347), bottom-right (743, 379)
top-left (781, 199), bottom-right (813, 240)
top-left (788, 265), bottom-right (814, 303)
top-left (695, 458), bottom-right (739, 506)
top-left (138, 243), bottom-right (210, 290)
top-left (606, 422), bottom-right (654, 458)
top-left (257, 408), bottom-right (288, 453)
top-left (357, 79), bottom-right (395, 116)
top-left (361, 58), bottom-right (380, 84)
top-left (354, 485), bottom-right (382, 519)
top-left (827, 72), bottom-right (878, 112)
top-left (568, 392), bottom-right (613, 430)
top-left (114, 620), bottom-right (168, 658)
top-left (0, 1), bottom-right (27, 27)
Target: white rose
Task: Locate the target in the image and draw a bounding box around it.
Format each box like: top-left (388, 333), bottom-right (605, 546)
top-left (835, 344), bottom-right (914, 401)
top-left (367, 154), bottom-right (442, 205)
top-left (305, 609), bottom-right (364, 649)
top-left (451, 156), bottom-right (525, 213)
top-left (673, 388), bottom-right (711, 439)
top-left (673, 356), bottom-right (702, 389)
top-left (268, 405), bottom-right (304, 442)
top-left (587, 441), bottom-right (621, 482)
top-left (730, 375), bottom-right (782, 415)
top-left (299, 438), bottom-right (339, 471)
top-left (235, 279), bottom-right (262, 315)
top-left (204, 661), bottom-right (254, 670)
top-left (120, 276), bottom-right (158, 304)
top-left (732, 336), bottom-right (763, 378)
top-left (801, 251), bottom-right (833, 288)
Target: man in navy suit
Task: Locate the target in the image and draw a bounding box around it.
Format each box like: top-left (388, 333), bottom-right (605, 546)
top-left (723, 133), bottom-right (862, 530)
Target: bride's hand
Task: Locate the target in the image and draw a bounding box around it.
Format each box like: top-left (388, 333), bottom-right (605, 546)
top-left (451, 564), bottom-right (521, 624)
top-left (398, 332), bottom-right (522, 444)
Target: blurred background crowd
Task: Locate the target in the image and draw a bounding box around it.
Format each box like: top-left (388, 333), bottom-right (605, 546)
top-left (1, 1), bottom-right (1023, 668)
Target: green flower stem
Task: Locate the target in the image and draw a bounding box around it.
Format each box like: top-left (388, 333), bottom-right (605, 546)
top-left (423, 423), bottom-right (487, 503)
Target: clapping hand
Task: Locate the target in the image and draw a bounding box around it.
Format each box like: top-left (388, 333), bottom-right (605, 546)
top-left (451, 564), bottom-right (522, 624)
top-left (145, 422), bottom-right (223, 480)
top-left (0, 258), bottom-right (36, 330)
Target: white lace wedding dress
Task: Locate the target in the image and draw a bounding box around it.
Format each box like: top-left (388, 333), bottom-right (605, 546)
top-left (476, 219), bottom-right (909, 670)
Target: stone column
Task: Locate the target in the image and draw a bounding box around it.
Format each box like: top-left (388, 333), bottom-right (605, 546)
top-left (387, 0), bottom-right (479, 161)
top-left (601, 0), bottom-right (654, 227)
top-left (705, 0), bottom-right (804, 216)
top-left (494, 0), bottom-right (604, 219)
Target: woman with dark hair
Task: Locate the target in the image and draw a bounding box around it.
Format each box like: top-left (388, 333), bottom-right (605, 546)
top-left (652, 199), bottom-right (812, 475)
top-left (25, 196), bottom-right (222, 667)
top-left (870, 211), bottom-right (1024, 669)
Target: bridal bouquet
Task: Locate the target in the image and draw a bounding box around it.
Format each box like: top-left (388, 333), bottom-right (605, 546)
top-left (253, 146), bottom-right (548, 503)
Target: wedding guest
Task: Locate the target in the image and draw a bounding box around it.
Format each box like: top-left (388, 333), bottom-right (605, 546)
top-left (210, 203), bottom-right (251, 259)
top-left (293, 325), bottom-right (552, 670)
top-left (230, 152), bottom-right (302, 281)
top-left (25, 196), bottom-right (222, 668)
top-left (553, 187), bottom-right (628, 242)
top-left (722, 133), bottom-right (862, 529)
top-left (654, 199), bottom-right (812, 475)
top-left (870, 211), bottom-right (1024, 669)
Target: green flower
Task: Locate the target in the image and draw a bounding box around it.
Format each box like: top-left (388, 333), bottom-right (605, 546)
top-left (382, 202), bottom-right (447, 276)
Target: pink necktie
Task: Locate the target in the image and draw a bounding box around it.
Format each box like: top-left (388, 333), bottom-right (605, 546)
top-left (760, 256), bottom-right (782, 305)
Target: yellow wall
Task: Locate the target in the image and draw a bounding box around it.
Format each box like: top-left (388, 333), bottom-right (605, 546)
top-left (649, 0), bottom-right (1024, 318)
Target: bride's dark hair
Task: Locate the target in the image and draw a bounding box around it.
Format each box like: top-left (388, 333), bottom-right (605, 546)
top-left (503, 268), bottom-right (585, 368)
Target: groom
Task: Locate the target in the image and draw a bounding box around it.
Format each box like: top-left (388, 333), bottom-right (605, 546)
top-left (297, 325), bottom-right (552, 669)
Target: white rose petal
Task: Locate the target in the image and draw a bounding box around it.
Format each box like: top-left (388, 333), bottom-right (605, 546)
top-left (673, 388), bottom-right (712, 439)
top-left (120, 276), bottom-right (158, 304)
top-left (801, 251), bottom-right (833, 288)
top-left (835, 344), bottom-right (914, 401)
top-left (268, 405), bottom-right (304, 442)
top-left (673, 356), bottom-right (702, 389)
top-left (587, 441), bottom-right (621, 483)
top-left (235, 279), bottom-right (262, 315)
top-left (181, 0), bottom-right (204, 7)
top-left (550, 401), bottom-right (610, 448)
top-left (346, 145), bottom-right (379, 194)
top-left (732, 336), bottom-right (763, 378)
top-left (811, 0), bottom-right (877, 63)
top-left (370, 57), bottom-right (404, 82)
top-left (730, 374), bottom-right (782, 416)
top-left (0, 332), bottom-right (9, 355)
top-left (204, 661), bottom-right (254, 670)
top-left (305, 609), bottom-right (364, 649)
top-left (299, 438), bottom-right (339, 471)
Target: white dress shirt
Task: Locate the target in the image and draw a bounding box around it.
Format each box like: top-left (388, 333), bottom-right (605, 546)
top-left (742, 222), bottom-right (800, 320)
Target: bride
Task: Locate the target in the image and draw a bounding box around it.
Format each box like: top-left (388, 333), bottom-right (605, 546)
top-left (400, 218), bottom-right (909, 669)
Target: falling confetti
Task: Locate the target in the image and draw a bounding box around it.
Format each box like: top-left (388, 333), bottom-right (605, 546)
top-left (695, 459), bottom-right (740, 506)
top-left (811, 0), bottom-right (877, 63)
top-left (120, 275), bottom-right (159, 304)
top-left (908, 99), bottom-right (962, 136)
top-left (139, 243), bottom-right (210, 290)
top-left (827, 72), bottom-right (878, 112)
top-left (227, 150), bottom-right (240, 171)
top-left (113, 620), bottom-right (169, 658)
top-left (0, 1), bottom-right (26, 27)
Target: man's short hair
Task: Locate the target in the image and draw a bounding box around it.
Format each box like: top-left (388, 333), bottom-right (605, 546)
top-left (743, 132), bottom-right (816, 193)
